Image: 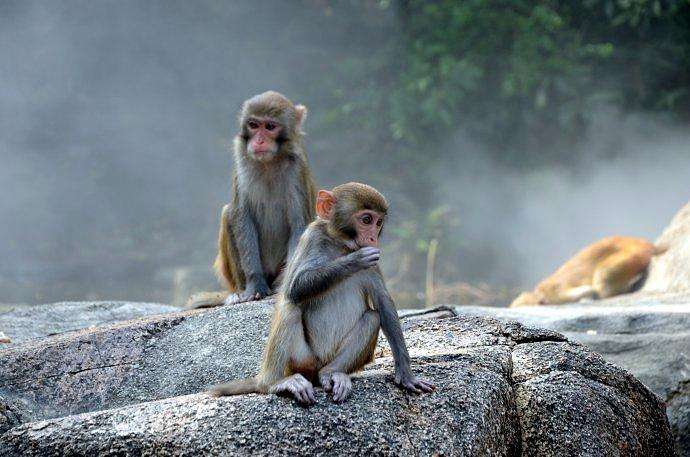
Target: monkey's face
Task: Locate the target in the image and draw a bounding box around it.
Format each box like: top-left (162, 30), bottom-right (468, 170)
top-left (350, 209), bottom-right (384, 248)
top-left (245, 117), bottom-right (282, 161)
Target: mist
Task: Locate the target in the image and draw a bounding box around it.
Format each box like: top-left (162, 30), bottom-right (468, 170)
top-left (1, 1), bottom-right (688, 306)
top-left (435, 110), bottom-right (690, 289)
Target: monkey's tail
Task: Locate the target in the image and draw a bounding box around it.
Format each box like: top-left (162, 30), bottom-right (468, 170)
top-left (209, 378), bottom-right (263, 397)
top-left (185, 291), bottom-right (229, 309)
top-left (214, 204), bottom-right (235, 290)
top-left (653, 242), bottom-right (670, 256)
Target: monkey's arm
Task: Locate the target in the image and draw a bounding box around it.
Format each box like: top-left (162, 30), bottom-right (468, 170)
top-left (286, 247), bottom-right (379, 304)
top-left (231, 202), bottom-right (270, 296)
top-left (369, 272), bottom-right (435, 394)
top-left (286, 195), bottom-right (309, 261)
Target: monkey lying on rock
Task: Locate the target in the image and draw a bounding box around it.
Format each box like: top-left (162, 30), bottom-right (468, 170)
top-left (511, 236), bottom-right (667, 307)
top-left (188, 91), bottom-right (316, 309)
top-left (210, 183), bottom-right (434, 404)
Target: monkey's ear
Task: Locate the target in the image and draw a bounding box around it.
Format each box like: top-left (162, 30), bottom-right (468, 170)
top-left (295, 104), bottom-right (308, 129)
top-left (316, 190), bottom-right (336, 220)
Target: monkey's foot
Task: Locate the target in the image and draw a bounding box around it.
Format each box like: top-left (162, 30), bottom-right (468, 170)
top-left (223, 291), bottom-right (263, 306)
top-left (395, 372), bottom-right (435, 394)
top-left (270, 374), bottom-right (316, 405)
top-left (319, 371), bottom-right (352, 403)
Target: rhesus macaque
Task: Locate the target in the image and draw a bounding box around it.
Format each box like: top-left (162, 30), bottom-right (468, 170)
top-left (511, 236), bottom-right (668, 307)
top-left (211, 183), bottom-right (434, 404)
top-left (188, 91), bottom-right (316, 308)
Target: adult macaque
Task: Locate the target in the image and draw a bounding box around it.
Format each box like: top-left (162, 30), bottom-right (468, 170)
top-left (211, 183), bottom-right (434, 404)
top-left (188, 91), bottom-right (316, 308)
top-left (511, 236), bottom-right (667, 307)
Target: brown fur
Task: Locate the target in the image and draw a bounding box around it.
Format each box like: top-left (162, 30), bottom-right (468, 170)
top-left (511, 236), bottom-right (665, 307)
top-left (210, 183), bottom-right (433, 403)
top-left (187, 92), bottom-right (316, 309)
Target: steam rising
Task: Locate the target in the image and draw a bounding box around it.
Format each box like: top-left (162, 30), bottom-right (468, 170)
top-left (1, 1), bottom-right (688, 304)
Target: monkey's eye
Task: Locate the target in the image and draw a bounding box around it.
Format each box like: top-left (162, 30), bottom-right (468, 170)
top-left (265, 122), bottom-right (277, 131)
top-left (247, 120), bottom-right (259, 129)
top-left (361, 214), bottom-right (373, 225)
top-left (376, 219), bottom-right (383, 227)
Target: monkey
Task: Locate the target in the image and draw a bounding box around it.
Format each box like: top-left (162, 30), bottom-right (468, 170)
top-left (510, 236), bottom-right (668, 307)
top-left (210, 183), bottom-right (434, 404)
top-left (187, 91), bottom-right (317, 308)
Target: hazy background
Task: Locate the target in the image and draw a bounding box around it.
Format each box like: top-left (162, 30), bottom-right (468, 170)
top-left (1, 0), bottom-right (689, 307)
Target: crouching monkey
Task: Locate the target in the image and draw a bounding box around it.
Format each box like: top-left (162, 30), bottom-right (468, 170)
top-left (210, 182), bottom-right (434, 404)
top-left (511, 236), bottom-right (668, 307)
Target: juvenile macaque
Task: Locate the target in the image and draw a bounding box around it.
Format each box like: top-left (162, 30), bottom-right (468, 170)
top-left (188, 91), bottom-right (316, 308)
top-left (511, 236), bottom-right (667, 307)
top-left (211, 183), bottom-right (434, 404)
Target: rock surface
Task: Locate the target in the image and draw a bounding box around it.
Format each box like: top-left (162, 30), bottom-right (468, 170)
top-left (0, 301), bottom-right (177, 345)
top-left (455, 292), bottom-right (690, 455)
top-left (644, 200), bottom-right (690, 293)
top-left (0, 300), bottom-right (673, 456)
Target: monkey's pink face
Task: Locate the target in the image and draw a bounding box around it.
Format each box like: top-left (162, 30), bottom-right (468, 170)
top-left (352, 210), bottom-right (384, 248)
top-left (246, 118), bottom-right (282, 161)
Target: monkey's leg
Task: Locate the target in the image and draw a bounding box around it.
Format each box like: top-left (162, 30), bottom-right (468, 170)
top-left (561, 285), bottom-right (598, 303)
top-left (213, 204), bottom-right (239, 292)
top-left (593, 252), bottom-right (648, 298)
top-left (318, 310), bottom-right (380, 403)
top-left (259, 306), bottom-right (317, 405)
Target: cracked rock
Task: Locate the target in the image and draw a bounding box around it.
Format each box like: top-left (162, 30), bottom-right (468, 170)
top-left (0, 301), bottom-right (673, 456)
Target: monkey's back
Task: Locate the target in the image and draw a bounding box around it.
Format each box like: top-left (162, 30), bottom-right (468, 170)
top-left (542, 236), bottom-right (655, 289)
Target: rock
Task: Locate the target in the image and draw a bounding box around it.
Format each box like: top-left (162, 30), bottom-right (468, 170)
top-left (644, 200), bottom-right (690, 293)
top-left (455, 292), bottom-right (690, 455)
top-left (0, 301), bottom-right (177, 345)
top-left (0, 300), bottom-right (673, 456)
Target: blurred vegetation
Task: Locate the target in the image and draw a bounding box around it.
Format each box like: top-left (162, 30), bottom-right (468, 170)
top-left (2, 0), bottom-right (688, 307)
top-left (306, 0), bottom-right (690, 306)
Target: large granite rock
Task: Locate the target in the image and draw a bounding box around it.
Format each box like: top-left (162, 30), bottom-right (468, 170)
top-left (644, 200), bottom-right (690, 293)
top-left (456, 292), bottom-right (690, 455)
top-left (0, 300), bottom-right (673, 456)
top-left (0, 301), bottom-right (177, 345)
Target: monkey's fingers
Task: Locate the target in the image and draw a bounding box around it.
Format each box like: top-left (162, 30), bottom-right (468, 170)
top-left (292, 376), bottom-right (316, 405)
top-left (331, 374), bottom-right (352, 403)
top-left (402, 382), bottom-right (422, 394)
top-left (305, 385), bottom-right (317, 404)
top-left (319, 373), bottom-right (333, 392)
top-left (415, 378), bottom-right (435, 393)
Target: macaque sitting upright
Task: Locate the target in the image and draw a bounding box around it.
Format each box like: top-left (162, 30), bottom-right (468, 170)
top-left (210, 182), bottom-right (434, 404)
top-left (188, 91), bottom-right (316, 308)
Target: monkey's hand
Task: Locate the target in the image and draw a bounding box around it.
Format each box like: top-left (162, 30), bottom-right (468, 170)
top-left (346, 247), bottom-right (381, 271)
top-left (395, 369), bottom-right (435, 394)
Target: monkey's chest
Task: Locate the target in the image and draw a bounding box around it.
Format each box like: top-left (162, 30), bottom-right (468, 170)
top-left (303, 275), bottom-right (370, 360)
top-left (250, 197), bottom-right (290, 272)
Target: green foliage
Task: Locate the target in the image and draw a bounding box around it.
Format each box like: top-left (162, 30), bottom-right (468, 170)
top-left (313, 0), bottom-right (690, 298)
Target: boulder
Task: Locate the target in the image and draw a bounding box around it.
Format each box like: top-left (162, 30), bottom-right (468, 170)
top-left (0, 301), bottom-right (177, 345)
top-left (0, 300), bottom-right (673, 456)
top-left (644, 200), bottom-right (690, 293)
top-left (455, 292), bottom-right (690, 455)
